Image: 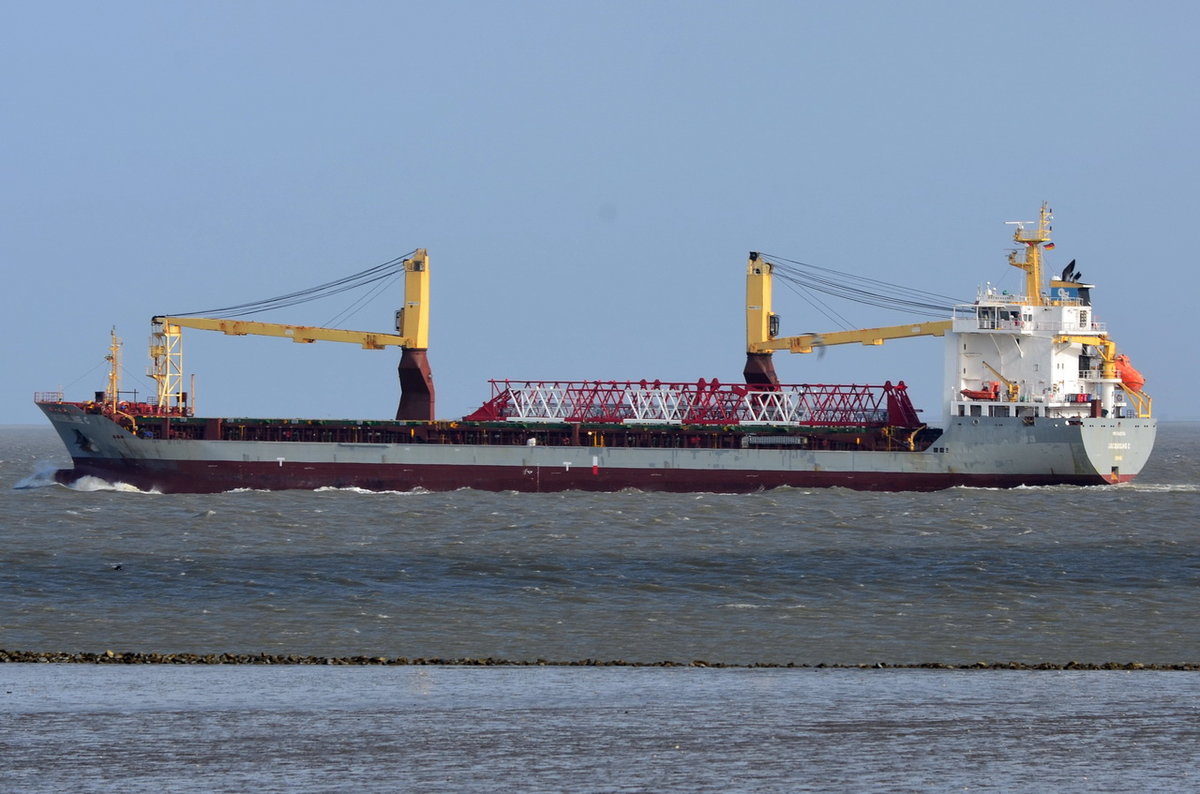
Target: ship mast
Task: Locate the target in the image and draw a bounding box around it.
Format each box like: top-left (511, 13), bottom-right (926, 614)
top-left (1006, 202), bottom-right (1053, 305)
top-left (104, 327), bottom-right (121, 412)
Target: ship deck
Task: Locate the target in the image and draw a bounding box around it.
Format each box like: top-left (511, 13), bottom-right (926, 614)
top-left (122, 412), bottom-right (941, 454)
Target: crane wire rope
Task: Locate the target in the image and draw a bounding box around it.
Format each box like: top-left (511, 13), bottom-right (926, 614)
top-left (760, 253), bottom-right (968, 319)
top-left (782, 280), bottom-right (856, 330)
top-left (322, 274), bottom-right (396, 329)
top-left (166, 249), bottom-right (418, 321)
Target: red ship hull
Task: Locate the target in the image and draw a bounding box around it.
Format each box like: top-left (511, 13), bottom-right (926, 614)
top-left (55, 455), bottom-right (1129, 494)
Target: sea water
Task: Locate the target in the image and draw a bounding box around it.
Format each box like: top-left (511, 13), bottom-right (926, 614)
top-left (3, 664), bottom-right (1198, 792)
top-left (2, 424), bottom-right (1198, 790)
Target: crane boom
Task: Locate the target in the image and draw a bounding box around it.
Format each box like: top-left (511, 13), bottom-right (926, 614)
top-left (150, 249), bottom-right (432, 416)
top-left (743, 251), bottom-right (952, 384)
top-left (749, 320), bottom-right (953, 354)
top-left (152, 316), bottom-right (411, 349)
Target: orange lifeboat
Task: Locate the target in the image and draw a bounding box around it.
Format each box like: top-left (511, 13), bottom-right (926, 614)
top-left (1114, 355), bottom-right (1145, 392)
top-left (960, 381), bottom-right (1001, 401)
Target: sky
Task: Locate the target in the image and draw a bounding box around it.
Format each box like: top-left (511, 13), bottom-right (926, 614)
top-left (3, 1), bottom-right (1197, 425)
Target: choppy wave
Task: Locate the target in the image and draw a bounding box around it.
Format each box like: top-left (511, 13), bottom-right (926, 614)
top-left (1124, 482), bottom-right (1200, 493)
top-left (68, 475), bottom-right (160, 494)
top-left (313, 485), bottom-right (430, 495)
top-left (12, 461), bottom-right (61, 489)
top-left (14, 461), bottom-right (161, 494)
top-left (3, 424), bottom-right (1198, 665)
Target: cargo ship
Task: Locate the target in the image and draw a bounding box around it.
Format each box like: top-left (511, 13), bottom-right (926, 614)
top-left (35, 205), bottom-right (1156, 493)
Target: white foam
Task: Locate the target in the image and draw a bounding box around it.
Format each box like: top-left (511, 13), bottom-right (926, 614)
top-left (313, 485), bottom-right (430, 495)
top-left (67, 476), bottom-right (159, 494)
top-left (13, 461), bottom-right (61, 489)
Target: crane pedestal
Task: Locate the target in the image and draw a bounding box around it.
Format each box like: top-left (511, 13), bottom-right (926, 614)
top-left (743, 352), bottom-right (780, 387)
top-left (396, 349), bottom-right (435, 421)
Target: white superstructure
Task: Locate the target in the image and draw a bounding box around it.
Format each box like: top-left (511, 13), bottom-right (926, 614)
top-left (944, 204), bottom-right (1150, 425)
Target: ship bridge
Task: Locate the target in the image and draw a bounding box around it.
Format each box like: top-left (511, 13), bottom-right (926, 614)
top-left (954, 288), bottom-right (1106, 336)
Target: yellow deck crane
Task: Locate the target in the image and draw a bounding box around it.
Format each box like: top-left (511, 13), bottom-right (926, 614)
top-left (981, 360), bottom-right (1020, 403)
top-left (1054, 332), bottom-right (1152, 418)
top-left (743, 251), bottom-right (952, 385)
top-left (149, 249), bottom-right (435, 420)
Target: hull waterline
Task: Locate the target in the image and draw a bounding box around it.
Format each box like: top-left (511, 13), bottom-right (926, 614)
top-left (40, 403), bottom-right (1155, 494)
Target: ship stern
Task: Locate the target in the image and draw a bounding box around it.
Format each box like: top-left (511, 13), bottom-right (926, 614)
top-left (1079, 417), bottom-right (1158, 483)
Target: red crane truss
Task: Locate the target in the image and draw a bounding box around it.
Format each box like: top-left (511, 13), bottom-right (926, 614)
top-left (464, 379), bottom-right (921, 427)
